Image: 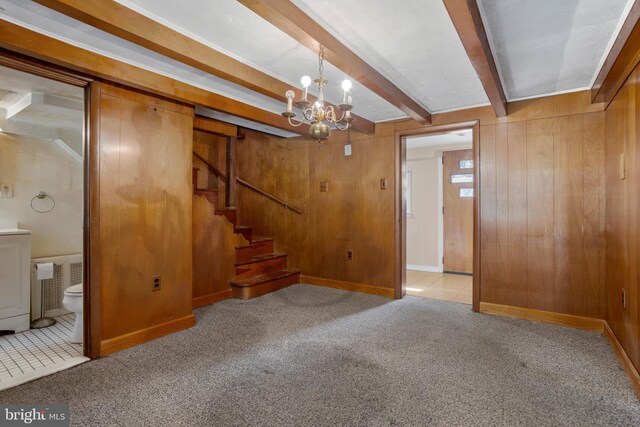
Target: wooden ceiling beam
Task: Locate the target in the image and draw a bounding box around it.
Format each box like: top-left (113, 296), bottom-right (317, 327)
top-left (591, 0), bottom-right (640, 104)
top-left (0, 19), bottom-right (308, 134)
top-left (238, 0), bottom-right (432, 125)
top-left (443, 0), bottom-right (508, 117)
top-left (33, 0), bottom-right (375, 134)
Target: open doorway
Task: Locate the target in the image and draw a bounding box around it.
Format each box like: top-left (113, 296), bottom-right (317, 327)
top-left (396, 122), bottom-right (480, 310)
top-left (0, 62), bottom-right (89, 390)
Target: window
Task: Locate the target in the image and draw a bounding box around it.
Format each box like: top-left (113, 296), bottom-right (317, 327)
top-left (406, 169), bottom-right (412, 217)
top-left (459, 188), bottom-right (474, 198)
top-left (450, 173), bottom-right (473, 184)
top-left (459, 159), bottom-right (474, 169)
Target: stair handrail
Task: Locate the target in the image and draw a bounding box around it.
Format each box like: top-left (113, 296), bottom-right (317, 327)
top-left (193, 151), bottom-right (302, 215)
top-left (193, 151), bottom-right (226, 182)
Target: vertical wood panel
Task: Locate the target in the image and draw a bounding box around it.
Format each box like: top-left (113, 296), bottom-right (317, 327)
top-left (98, 84), bottom-right (193, 342)
top-left (582, 112), bottom-right (606, 319)
top-left (494, 124), bottom-right (510, 305)
top-left (553, 115), bottom-right (585, 315)
top-left (479, 125), bottom-right (497, 303)
top-left (526, 118), bottom-right (554, 310)
top-left (507, 122), bottom-right (527, 308)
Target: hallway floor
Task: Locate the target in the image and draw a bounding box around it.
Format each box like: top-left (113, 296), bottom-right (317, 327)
top-left (406, 269), bottom-right (472, 304)
top-left (0, 285), bottom-right (638, 426)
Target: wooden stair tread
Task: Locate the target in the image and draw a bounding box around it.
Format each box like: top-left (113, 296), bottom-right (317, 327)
top-left (235, 252), bottom-right (287, 266)
top-left (216, 207), bottom-right (237, 212)
top-left (234, 225), bottom-right (251, 230)
top-left (195, 189), bottom-right (217, 193)
top-left (235, 237), bottom-right (273, 250)
top-left (230, 270), bottom-right (301, 287)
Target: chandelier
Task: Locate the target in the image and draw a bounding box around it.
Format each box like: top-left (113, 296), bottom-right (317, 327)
top-left (282, 46), bottom-right (354, 141)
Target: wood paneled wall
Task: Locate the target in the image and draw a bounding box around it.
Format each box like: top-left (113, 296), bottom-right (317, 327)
top-left (97, 83), bottom-right (194, 353)
top-left (605, 65), bottom-right (640, 372)
top-left (237, 91), bottom-right (607, 319)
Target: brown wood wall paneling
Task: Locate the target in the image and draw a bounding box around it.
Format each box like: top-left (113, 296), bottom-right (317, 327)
top-left (605, 65), bottom-right (640, 372)
top-left (235, 91), bottom-right (607, 322)
top-left (97, 83), bottom-right (194, 352)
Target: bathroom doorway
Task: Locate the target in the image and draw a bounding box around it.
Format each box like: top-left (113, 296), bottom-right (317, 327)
top-left (0, 53), bottom-right (95, 390)
top-left (395, 122), bottom-right (480, 311)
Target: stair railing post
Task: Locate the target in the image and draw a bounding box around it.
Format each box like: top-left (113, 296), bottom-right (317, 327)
top-left (225, 136), bottom-right (238, 208)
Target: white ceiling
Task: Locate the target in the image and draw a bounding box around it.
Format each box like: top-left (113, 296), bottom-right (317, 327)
top-left (478, 0), bottom-right (633, 100)
top-left (292, 0), bottom-right (489, 112)
top-left (407, 129), bottom-right (472, 151)
top-left (0, 0), bottom-right (634, 127)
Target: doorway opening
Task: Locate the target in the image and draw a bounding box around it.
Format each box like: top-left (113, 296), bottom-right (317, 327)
top-left (0, 54), bottom-right (93, 391)
top-left (395, 121), bottom-right (480, 311)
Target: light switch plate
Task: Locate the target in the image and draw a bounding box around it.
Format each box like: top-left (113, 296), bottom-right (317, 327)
top-left (344, 144), bottom-right (352, 156)
top-left (620, 153), bottom-right (625, 180)
top-left (0, 183), bottom-right (13, 198)
top-left (380, 178), bottom-right (388, 190)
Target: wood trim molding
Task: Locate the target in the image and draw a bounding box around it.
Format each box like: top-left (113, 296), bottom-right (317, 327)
top-left (194, 115), bottom-right (237, 137)
top-left (85, 80), bottom-right (101, 359)
top-left (300, 275), bottom-right (395, 298)
top-left (192, 289), bottom-right (234, 309)
top-left (479, 302), bottom-right (605, 332)
top-left (443, 0), bottom-right (508, 116)
top-left (33, 0), bottom-right (375, 135)
top-left (0, 48), bottom-right (92, 86)
top-left (238, 0), bottom-right (431, 124)
top-left (591, 0), bottom-right (640, 104)
top-left (603, 322), bottom-right (640, 398)
top-left (395, 121), bottom-right (481, 310)
top-left (100, 314), bottom-right (196, 356)
top-left (0, 19), bottom-right (307, 133)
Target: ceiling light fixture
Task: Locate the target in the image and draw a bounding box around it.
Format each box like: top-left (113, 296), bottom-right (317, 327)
top-left (282, 46), bottom-right (354, 141)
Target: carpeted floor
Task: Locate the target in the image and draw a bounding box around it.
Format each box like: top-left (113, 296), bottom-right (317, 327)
top-left (0, 284), bottom-right (639, 426)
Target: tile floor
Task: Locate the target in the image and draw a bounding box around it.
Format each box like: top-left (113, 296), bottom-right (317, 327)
top-left (406, 270), bottom-right (472, 304)
top-left (0, 314), bottom-right (88, 391)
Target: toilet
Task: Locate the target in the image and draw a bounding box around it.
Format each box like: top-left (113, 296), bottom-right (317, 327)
top-left (62, 284), bottom-right (83, 344)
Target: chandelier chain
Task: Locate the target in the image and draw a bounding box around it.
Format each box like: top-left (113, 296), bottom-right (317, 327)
top-left (318, 46), bottom-right (325, 78)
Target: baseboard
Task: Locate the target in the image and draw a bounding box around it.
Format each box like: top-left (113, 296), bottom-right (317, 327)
top-left (603, 321), bottom-right (640, 398)
top-left (100, 314), bottom-right (196, 356)
top-left (407, 264), bottom-right (442, 273)
top-left (192, 289), bottom-right (233, 309)
top-left (479, 302), bottom-right (605, 332)
top-left (300, 275), bottom-right (394, 298)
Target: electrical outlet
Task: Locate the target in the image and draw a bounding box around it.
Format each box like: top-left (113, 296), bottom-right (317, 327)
top-left (0, 183), bottom-right (13, 198)
top-left (320, 181), bottom-right (329, 192)
top-left (347, 250), bottom-right (353, 261)
top-left (152, 274), bottom-right (161, 291)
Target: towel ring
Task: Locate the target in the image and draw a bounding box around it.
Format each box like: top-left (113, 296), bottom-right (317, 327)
top-left (30, 191), bottom-right (55, 213)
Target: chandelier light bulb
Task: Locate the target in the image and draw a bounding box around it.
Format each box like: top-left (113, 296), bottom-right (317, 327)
top-left (341, 79), bottom-right (352, 92)
top-left (301, 76), bottom-right (312, 88)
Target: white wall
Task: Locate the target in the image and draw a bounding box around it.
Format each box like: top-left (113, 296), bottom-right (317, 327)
top-left (406, 153), bottom-right (441, 270)
top-left (0, 132), bottom-right (83, 258)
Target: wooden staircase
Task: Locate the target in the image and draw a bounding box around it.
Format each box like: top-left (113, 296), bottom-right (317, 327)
top-left (193, 167), bottom-right (300, 300)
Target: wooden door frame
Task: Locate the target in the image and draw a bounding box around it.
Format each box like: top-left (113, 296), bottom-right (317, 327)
top-left (0, 49), bottom-right (102, 358)
top-left (395, 121), bottom-right (481, 312)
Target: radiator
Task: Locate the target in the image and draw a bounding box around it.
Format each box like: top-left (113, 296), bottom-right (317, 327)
top-left (31, 254), bottom-right (83, 319)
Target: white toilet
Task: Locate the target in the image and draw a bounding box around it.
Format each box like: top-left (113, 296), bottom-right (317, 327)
top-left (62, 284), bottom-right (83, 344)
